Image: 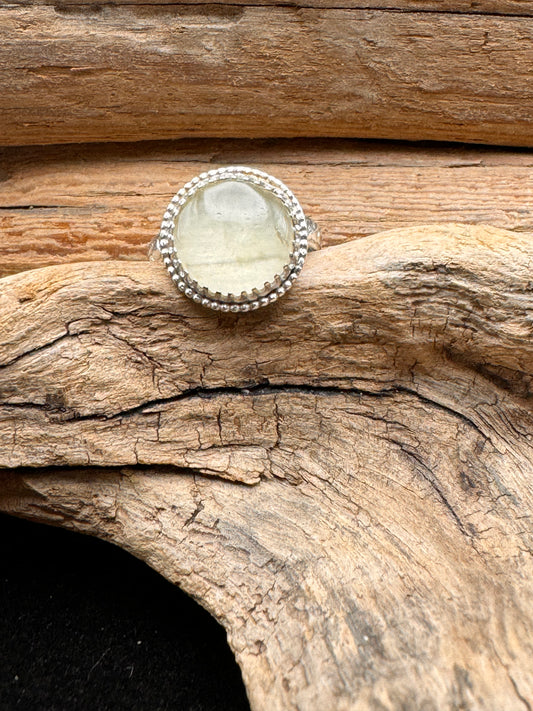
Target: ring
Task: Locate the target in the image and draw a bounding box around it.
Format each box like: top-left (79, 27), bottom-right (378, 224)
top-left (149, 166), bottom-right (321, 312)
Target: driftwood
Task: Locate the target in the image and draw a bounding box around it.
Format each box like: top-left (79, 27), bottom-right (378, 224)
top-left (1, 3), bottom-right (533, 147)
top-left (1, 224), bottom-right (533, 710)
top-left (3, 139), bottom-right (533, 278)
top-left (29, 0), bottom-right (533, 11)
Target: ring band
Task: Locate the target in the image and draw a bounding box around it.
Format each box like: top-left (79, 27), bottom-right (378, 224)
top-left (150, 166), bottom-right (320, 312)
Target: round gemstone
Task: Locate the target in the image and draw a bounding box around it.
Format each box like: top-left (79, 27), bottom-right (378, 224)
top-left (173, 179), bottom-right (294, 296)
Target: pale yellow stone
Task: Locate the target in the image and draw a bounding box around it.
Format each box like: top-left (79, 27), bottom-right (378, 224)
top-left (173, 179), bottom-right (294, 295)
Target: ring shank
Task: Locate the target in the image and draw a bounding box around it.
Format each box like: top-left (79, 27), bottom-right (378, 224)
top-left (306, 217), bottom-right (322, 252)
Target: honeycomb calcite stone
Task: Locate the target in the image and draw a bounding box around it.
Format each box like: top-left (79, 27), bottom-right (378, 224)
top-left (173, 179), bottom-right (294, 296)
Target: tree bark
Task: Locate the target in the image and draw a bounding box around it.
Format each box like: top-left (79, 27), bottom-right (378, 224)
top-left (1, 224), bottom-right (533, 710)
top-left (2, 4), bottom-right (533, 147)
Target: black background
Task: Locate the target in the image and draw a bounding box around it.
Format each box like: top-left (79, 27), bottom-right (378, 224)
top-left (0, 513), bottom-right (251, 711)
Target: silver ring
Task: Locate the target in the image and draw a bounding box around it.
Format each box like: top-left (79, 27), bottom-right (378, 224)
top-left (149, 166), bottom-right (321, 312)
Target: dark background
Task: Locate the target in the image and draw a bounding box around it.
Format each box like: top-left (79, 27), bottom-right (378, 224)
top-left (0, 513), bottom-right (250, 711)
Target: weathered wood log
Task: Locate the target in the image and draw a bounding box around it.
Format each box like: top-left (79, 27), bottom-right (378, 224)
top-left (28, 0), bottom-right (533, 12)
top-left (2, 4), bottom-right (533, 147)
top-left (2, 139), bottom-right (533, 278)
top-left (1, 224), bottom-right (533, 710)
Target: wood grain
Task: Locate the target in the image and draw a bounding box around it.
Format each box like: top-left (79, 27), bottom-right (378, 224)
top-left (1, 224), bottom-right (533, 710)
top-left (1, 5), bottom-right (533, 146)
top-left (17, 1), bottom-right (533, 13)
top-left (2, 139), bottom-right (533, 278)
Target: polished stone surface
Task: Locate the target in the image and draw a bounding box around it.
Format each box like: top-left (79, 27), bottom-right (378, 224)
top-left (173, 180), bottom-right (294, 295)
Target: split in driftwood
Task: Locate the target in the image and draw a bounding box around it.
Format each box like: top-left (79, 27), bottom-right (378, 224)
top-left (1, 224), bottom-right (533, 710)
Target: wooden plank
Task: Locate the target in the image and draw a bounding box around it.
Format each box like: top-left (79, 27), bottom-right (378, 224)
top-left (1, 6), bottom-right (533, 146)
top-left (1, 139), bottom-right (533, 278)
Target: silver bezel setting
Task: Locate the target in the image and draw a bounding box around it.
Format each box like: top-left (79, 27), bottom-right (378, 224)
top-left (155, 166), bottom-right (309, 312)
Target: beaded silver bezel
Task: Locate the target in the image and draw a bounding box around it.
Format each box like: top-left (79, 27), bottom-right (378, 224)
top-left (155, 166), bottom-right (309, 312)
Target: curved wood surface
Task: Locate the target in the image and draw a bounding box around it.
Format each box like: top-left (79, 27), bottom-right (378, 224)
top-left (1, 224), bottom-right (533, 710)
